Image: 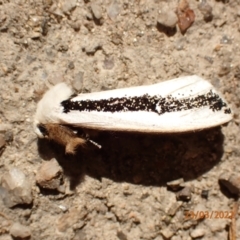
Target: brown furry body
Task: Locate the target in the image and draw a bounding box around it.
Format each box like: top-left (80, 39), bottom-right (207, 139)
top-left (41, 123), bottom-right (86, 154)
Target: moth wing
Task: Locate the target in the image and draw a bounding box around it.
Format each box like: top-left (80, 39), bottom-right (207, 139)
top-left (55, 75), bottom-right (232, 133)
top-left (55, 109), bottom-right (232, 133)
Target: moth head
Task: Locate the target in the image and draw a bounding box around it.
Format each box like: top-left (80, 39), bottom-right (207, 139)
top-left (33, 82), bottom-right (74, 138)
top-left (34, 121), bottom-right (49, 138)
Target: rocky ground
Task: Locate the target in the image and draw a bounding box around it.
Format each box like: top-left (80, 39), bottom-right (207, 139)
top-left (0, 0), bottom-right (240, 239)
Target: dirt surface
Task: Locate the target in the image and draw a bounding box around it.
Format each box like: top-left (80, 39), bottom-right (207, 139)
top-left (0, 0), bottom-right (240, 239)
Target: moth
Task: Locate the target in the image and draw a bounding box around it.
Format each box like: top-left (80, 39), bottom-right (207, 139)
top-left (34, 75), bottom-right (233, 154)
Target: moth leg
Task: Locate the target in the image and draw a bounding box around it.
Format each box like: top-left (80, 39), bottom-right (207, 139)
top-left (37, 123), bottom-right (87, 154)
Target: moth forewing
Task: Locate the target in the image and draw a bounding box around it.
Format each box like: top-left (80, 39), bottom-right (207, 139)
top-left (56, 75), bottom-right (232, 132)
top-left (34, 75), bottom-right (233, 152)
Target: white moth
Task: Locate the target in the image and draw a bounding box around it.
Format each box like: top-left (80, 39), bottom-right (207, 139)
top-left (34, 75), bottom-right (232, 154)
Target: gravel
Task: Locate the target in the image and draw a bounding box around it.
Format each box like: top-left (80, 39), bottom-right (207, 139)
top-left (0, 0), bottom-right (239, 239)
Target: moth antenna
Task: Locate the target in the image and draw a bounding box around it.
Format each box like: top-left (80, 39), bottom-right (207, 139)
top-left (83, 132), bottom-right (102, 149)
top-left (88, 139), bottom-right (102, 149)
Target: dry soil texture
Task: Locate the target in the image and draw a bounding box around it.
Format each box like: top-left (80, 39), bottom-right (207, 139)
top-left (0, 0), bottom-right (240, 240)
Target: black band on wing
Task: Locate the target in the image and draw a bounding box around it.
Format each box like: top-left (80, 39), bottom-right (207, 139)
top-left (61, 90), bottom-right (231, 115)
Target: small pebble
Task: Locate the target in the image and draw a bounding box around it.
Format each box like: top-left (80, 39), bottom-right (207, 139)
top-left (58, 204), bottom-right (68, 212)
top-left (176, 187), bottom-right (191, 201)
top-left (201, 189), bottom-right (209, 199)
top-left (41, 18), bottom-right (48, 36)
top-left (68, 20), bottom-right (81, 31)
top-left (1, 168), bottom-right (33, 207)
top-left (177, 0), bottom-right (195, 34)
top-left (72, 229), bottom-right (86, 240)
top-left (36, 158), bottom-right (63, 190)
top-left (72, 71), bottom-right (84, 91)
top-left (117, 230), bottom-right (128, 240)
top-left (47, 72), bottom-right (64, 85)
top-left (190, 228), bottom-right (205, 238)
top-left (103, 57), bottom-right (115, 70)
top-left (167, 202), bottom-right (182, 216)
top-left (57, 206), bottom-right (87, 232)
top-left (219, 174), bottom-right (240, 195)
top-left (157, 11), bottom-right (178, 28)
top-left (61, 0), bottom-right (77, 14)
top-left (218, 62), bottom-right (231, 76)
top-left (111, 33), bottom-right (122, 45)
top-left (91, 3), bottom-right (102, 20)
top-left (57, 43), bottom-right (69, 52)
top-left (175, 37), bottom-right (186, 50)
top-left (204, 56), bottom-right (214, 64)
top-left (10, 222), bottom-right (31, 239)
top-left (49, 4), bottom-right (62, 17)
top-left (68, 61), bottom-right (75, 70)
top-left (234, 66), bottom-right (240, 79)
top-left (82, 40), bottom-right (102, 55)
top-left (30, 32), bottom-right (41, 39)
top-left (220, 35), bottom-right (232, 44)
top-left (107, 0), bottom-right (121, 20)
top-left (198, 0), bottom-right (213, 21)
top-left (5, 131), bottom-right (13, 143)
top-left (178, 8), bottom-right (195, 34)
top-left (161, 227), bottom-right (174, 239)
top-left (167, 178), bottom-right (184, 191)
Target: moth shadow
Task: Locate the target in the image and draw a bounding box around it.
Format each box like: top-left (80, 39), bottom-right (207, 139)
top-left (37, 127), bottom-right (224, 189)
